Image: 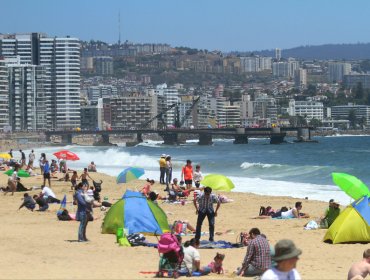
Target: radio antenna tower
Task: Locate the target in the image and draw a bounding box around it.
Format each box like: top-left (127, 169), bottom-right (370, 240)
top-left (118, 11), bottom-right (121, 46)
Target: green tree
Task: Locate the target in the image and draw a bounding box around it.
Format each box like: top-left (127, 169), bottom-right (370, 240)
top-left (354, 82), bottom-right (364, 100)
top-left (309, 118), bottom-right (322, 127)
top-left (348, 109), bottom-right (357, 128)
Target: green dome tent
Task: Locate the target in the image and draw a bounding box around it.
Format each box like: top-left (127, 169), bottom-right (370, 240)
top-left (323, 196), bottom-right (370, 244)
top-left (101, 190), bottom-right (170, 235)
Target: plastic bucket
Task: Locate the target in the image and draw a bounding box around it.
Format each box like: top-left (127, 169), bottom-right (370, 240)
top-left (116, 228), bottom-right (124, 242)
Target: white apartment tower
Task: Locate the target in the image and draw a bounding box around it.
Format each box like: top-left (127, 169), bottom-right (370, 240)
top-left (0, 59), bottom-right (9, 128)
top-left (0, 33), bottom-right (81, 129)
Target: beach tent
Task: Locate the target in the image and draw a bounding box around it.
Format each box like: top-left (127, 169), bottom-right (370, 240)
top-left (323, 196), bottom-right (370, 244)
top-left (101, 190), bottom-right (170, 235)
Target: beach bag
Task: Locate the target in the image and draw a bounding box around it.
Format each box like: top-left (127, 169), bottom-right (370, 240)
top-left (127, 233), bottom-right (146, 246)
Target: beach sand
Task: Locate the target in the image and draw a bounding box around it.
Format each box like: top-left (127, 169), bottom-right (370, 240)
top-left (0, 170), bottom-right (365, 279)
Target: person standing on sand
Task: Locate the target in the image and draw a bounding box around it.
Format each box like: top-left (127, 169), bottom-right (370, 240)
top-left (237, 227), bottom-right (271, 277)
top-left (164, 155), bottom-right (172, 192)
top-left (79, 168), bottom-right (93, 187)
top-left (159, 154), bottom-right (166, 184)
top-left (42, 160), bottom-right (51, 187)
top-left (181, 159), bottom-right (194, 190)
top-left (19, 150), bottom-right (26, 167)
top-left (261, 239), bottom-right (301, 280)
top-left (75, 183), bottom-right (89, 242)
top-left (28, 150), bottom-right (35, 168)
top-left (194, 186), bottom-right (220, 242)
top-left (39, 153), bottom-right (46, 175)
top-left (9, 149), bottom-right (13, 158)
top-left (347, 249), bottom-right (370, 280)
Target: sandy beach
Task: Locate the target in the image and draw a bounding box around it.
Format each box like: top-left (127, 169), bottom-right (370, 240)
top-left (0, 165), bottom-right (367, 280)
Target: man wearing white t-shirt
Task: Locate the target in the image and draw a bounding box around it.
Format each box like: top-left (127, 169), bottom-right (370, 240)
top-left (41, 185), bottom-right (60, 204)
top-left (261, 239), bottom-right (302, 280)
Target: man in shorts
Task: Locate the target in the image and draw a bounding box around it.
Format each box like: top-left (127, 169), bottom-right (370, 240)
top-left (42, 160), bottom-right (51, 187)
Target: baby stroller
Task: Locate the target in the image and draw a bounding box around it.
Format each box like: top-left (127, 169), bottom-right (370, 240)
top-left (157, 233), bottom-right (184, 278)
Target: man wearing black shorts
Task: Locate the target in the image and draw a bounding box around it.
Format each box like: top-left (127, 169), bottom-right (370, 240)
top-left (181, 159), bottom-right (194, 190)
top-left (42, 160), bottom-right (51, 187)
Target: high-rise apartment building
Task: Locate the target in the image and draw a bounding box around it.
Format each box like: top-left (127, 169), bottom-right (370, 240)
top-left (275, 48), bottom-right (281, 61)
top-left (240, 56), bottom-right (272, 73)
top-left (272, 61), bottom-right (299, 78)
top-left (7, 64), bottom-right (47, 131)
top-left (0, 33), bottom-right (81, 129)
top-left (294, 68), bottom-right (307, 88)
top-left (328, 62), bottom-right (351, 83)
top-left (0, 59), bottom-right (9, 129)
top-left (153, 83), bottom-right (179, 127)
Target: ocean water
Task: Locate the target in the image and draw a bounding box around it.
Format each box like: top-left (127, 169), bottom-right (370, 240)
top-left (25, 135), bottom-right (370, 205)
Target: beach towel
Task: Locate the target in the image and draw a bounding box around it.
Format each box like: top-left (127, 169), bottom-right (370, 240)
top-left (198, 240), bottom-right (240, 249)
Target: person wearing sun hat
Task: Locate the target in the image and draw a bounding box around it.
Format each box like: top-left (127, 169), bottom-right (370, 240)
top-left (261, 239), bottom-right (302, 280)
top-left (320, 198), bottom-right (341, 228)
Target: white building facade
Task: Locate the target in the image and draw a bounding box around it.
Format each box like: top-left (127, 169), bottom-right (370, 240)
top-left (288, 99), bottom-right (324, 121)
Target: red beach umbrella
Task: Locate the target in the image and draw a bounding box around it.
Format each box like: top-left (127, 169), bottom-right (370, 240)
top-left (53, 150), bottom-right (80, 161)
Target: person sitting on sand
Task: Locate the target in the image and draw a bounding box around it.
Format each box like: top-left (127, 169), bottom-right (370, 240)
top-left (207, 252), bottom-right (225, 274)
top-left (4, 166), bottom-right (19, 196)
top-left (237, 227), bottom-right (271, 277)
top-left (40, 185), bottom-right (60, 204)
top-left (33, 194), bottom-right (49, 211)
top-left (261, 239), bottom-right (302, 280)
top-left (18, 193), bottom-right (36, 211)
top-left (179, 238), bottom-right (210, 276)
top-left (347, 249), bottom-right (370, 280)
top-left (140, 179), bottom-right (155, 197)
top-left (87, 161), bottom-right (97, 172)
top-left (172, 178), bottom-right (192, 198)
top-left (320, 199), bottom-right (340, 228)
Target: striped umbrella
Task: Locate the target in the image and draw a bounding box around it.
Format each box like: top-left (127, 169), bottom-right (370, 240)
top-left (116, 167), bottom-right (145, 184)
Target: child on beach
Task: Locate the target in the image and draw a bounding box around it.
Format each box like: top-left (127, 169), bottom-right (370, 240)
top-left (140, 179), bottom-right (155, 197)
top-left (71, 171), bottom-right (78, 190)
top-left (207, 253), bottom-right (225, 274)
top-left (193, 165), bottom-right (203, 188)
top-left (79, 168), bottom-right (93, 187)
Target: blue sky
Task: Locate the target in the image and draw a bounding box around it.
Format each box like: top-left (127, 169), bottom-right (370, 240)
top-left (2, 0), bottom-right (370, 52)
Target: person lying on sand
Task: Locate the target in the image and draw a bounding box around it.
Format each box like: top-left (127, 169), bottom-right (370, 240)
top-left (254, 202), bottom-right (309, 219)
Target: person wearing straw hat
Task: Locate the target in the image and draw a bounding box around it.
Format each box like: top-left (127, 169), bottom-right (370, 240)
top-left (261, 239), bottom-right (302, 280)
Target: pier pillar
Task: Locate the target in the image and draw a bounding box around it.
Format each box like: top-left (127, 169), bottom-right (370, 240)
top-left (297, 128), bottom-right (310, 142)
top-left (234, 135), bottom-right (248, 144)
top-left (198, 134), bottom-right (213, 145)
top-left (137, 133), bottom-right (143, 143)
top-left (61, 134), bottom-right (73, 144)
top-left (270, 132), bottom-right (286, 144)
top-left (162, 133), bottom-right (179, 145)
top-left (101, 134), bottom-right (110, 144)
